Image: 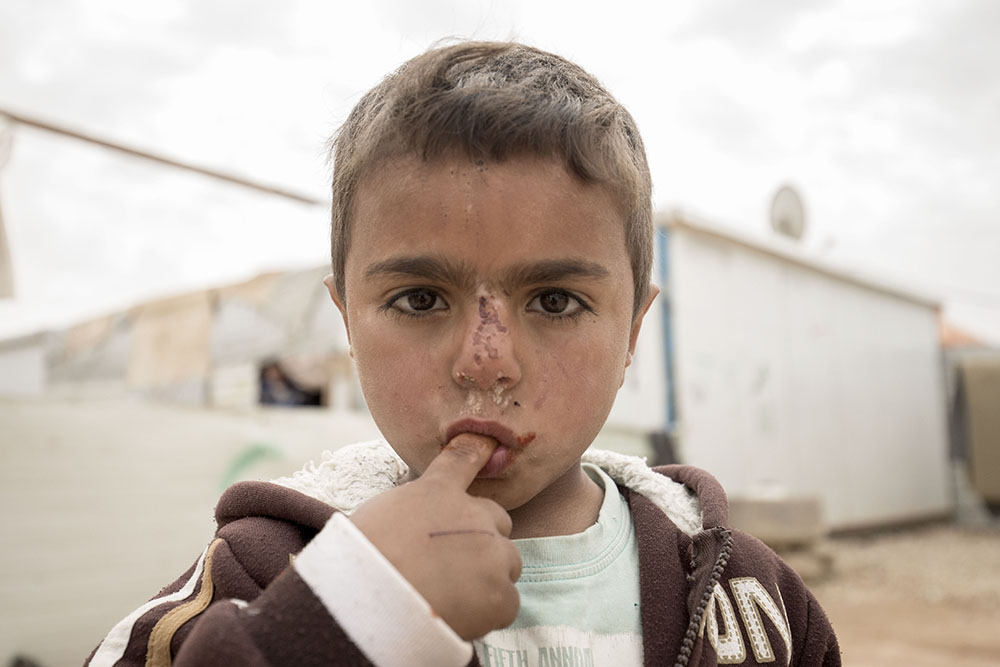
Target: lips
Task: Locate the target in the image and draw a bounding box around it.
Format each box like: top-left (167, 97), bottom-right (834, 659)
top-left (444, 418), bottom-right (519, 450)
top-left (443, 419), bottom-right (533, 478)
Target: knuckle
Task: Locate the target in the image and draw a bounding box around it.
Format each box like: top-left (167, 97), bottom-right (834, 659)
top-left (510, 550), bottom-right (523, 581)
top-left (475, 496), bottom-right (502, 515)
top-left (478, 497), bottom-right (511, 525)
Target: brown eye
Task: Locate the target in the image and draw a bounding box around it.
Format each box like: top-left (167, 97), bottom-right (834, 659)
top-left (406, 291), bottom-right (437, 311)
top-left (539, 292), bottom-right (570, 313)
top-left (527, 290), bottom-right (588, 318)
top-left (388, 288), bottom-right (447, 316)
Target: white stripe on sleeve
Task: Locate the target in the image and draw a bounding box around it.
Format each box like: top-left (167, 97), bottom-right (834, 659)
top-left (89, 544), bottom-right (212, 666)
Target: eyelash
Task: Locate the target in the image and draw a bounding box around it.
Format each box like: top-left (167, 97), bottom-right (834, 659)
top-left (378, 288), bottom-right (446, 320)
top-left (378, 288), bottom-right (595, 322)
top-left (527, 289), bottom-right (594, 322)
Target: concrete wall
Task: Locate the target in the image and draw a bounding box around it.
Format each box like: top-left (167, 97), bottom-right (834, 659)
top-left (0, 335), bottom-right (45, 397)
top-left (668, 221), bottom-right (952, 529)
top-left (0, 398), bottom-right (383, 667)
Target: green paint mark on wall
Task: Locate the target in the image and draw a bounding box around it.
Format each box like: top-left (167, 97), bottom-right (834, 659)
top-left (220, 443), bottom-right (283, 490)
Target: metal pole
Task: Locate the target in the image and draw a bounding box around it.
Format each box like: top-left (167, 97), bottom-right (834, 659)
top-left (0, 108), bottom-right (326, 207)
top-left (0, 114), bottom-right (13, 297)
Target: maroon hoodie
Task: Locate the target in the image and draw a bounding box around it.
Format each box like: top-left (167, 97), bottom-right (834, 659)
top-left (86, 464), bottom-right (840, 666)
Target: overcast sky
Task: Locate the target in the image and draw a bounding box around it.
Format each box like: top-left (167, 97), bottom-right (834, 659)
top-left (1, 0), bottom-right (998, 343)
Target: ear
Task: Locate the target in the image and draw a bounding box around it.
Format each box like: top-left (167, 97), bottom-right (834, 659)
top-left (621, 283), bottom-right (659, 384)
top-left (323, 275), bottom-right (352, 348)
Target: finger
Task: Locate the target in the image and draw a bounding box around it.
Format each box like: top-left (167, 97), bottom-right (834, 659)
top-left (420, 433), bottom-right (498, 490)
top-left (484, 499), bottom-right (513, 538)
top-left (508, 542), bottom-right (523, 582)
top-left (498, 584), bottom-right (520, 629)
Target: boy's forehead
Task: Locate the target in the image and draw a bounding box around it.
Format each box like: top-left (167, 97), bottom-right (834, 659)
top-left (353, 154), bottom-right (622, 224)
top-left (346, 155), bottom-right (632, 287)
top-left (360, 152), bottom-right (564, 191)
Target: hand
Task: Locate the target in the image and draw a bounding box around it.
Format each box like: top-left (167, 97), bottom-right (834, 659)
top-left (349, 434), bottom-right (522, 640)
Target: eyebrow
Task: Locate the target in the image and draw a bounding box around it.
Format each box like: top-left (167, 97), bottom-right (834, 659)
top-left (364, 255), bottom-right (610, 291)
top-left (499, 259), bottom-right (611, 292)
top-left (365, 255), bottom-right (476, 290)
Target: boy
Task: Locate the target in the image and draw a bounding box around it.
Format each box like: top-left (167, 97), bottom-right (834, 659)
top-left (87, 42), bottom-right (839, 666)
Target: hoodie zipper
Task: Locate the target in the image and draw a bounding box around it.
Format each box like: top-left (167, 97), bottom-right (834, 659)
top-left (672, 528), bottom-right (734, 667)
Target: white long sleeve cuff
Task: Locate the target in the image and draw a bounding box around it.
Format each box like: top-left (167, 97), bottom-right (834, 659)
top-left (294, 512), bottom-right (472, 667)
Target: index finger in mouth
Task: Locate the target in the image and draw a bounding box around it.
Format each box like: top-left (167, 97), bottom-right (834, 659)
top-left (420, 433), bottom-right (499, 490)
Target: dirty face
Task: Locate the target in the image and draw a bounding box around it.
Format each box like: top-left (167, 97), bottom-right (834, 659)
top-left (330, 155), bottom-right (655, 521)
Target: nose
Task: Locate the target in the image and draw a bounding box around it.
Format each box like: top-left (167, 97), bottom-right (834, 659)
top-left (452, 296), bottom-right (522, 391)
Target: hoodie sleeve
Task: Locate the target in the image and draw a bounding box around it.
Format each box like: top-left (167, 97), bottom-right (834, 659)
top-left (649, 465), bottom-right (840, 667)
top-left (723, 530), bottom-right (841, 667)
top-left (797, 595), bottom-right (841, 667)
top-left (85, 484), bottom-right (472, 667)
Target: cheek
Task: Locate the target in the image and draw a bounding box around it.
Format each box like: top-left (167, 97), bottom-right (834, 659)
top-left (351, 320), bottom-right (436, 407)
top-left (532, 329), bottom-right (628, 407)
top-left (357, 356), bottom-right (432, 403)
top-left (351, 334), bottom-right (443, 470)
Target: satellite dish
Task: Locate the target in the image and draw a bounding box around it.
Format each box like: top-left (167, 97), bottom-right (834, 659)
top-left (770, 184), bottom-right (806, 240)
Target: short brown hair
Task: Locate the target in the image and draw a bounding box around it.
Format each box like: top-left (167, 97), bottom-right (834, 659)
top-left (330, 41), bottom-right (653, 316)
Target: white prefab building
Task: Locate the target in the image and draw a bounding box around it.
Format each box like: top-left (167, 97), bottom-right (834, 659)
top-left (655, 214), bottom-right (952, 530)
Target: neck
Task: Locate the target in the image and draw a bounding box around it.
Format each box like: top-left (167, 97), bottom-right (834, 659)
top-left (508, 463), bottom-right (603, 539)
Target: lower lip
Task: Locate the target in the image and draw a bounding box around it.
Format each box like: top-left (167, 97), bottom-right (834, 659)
top-left (476, 445), bottom-right (515, 479)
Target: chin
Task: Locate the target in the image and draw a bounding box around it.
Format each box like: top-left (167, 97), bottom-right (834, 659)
top-left (466, 479), bottom-right (536, 511)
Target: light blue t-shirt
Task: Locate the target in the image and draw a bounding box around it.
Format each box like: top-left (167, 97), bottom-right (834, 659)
top-left (474, 464), bottom-right (643, 667)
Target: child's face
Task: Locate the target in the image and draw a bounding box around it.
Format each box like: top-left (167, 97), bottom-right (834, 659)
top-left (329, 155), bottom-right (654, 513)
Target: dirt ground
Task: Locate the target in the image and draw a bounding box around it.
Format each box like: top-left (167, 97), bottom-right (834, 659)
top-left (806, 523), bottom-right (1000, 667)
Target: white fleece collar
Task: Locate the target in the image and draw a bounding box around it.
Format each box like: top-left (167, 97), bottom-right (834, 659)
top-left (271, 439), bottom-right (703, 537)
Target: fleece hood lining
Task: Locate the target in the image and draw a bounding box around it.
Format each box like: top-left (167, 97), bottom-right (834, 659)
top-left (271, 440), bottom-right (704, 537)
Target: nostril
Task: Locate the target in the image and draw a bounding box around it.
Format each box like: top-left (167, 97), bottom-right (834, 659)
top-left (455, 371), bottom-right (478, 387)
